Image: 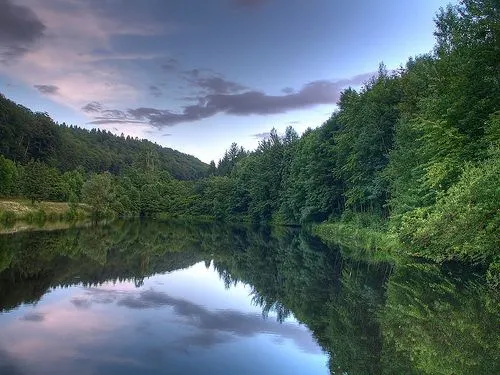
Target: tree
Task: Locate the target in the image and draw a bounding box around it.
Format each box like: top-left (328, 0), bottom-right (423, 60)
top-left (0, 155), bottom-right (18, 197)
top-left (21, 159), bottom-right (53, 204)
top-left (81, 172), bottom-right (116, 218)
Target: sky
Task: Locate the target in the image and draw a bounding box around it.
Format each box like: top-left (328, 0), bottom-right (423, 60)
top-left (0, 0), bottom-right (455, 163)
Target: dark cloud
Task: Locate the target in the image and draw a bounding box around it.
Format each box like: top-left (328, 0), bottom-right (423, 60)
top-left (101, 109), bottom-right (127, 118)
top-left (149, 85), bottom-right (162, 98)
top-left (233, 0), bottom-right (270, 7)
top-left (80, 287), bottom-right (320, 353)
top-left (88, 119), bottom-right (146, 125)
top-left (193, 76), bottom-right (247, 95)
top-left (114, 289), bottom-right (321, 353)
top-left (162, 133), bottom-right (172, 137)
top-left (87, 73), bottom-right (374, 127)
top-left (34, 84), bottom-right (59, 95)
top-left (184, 69), bottom-right (201, 78)
top-left (82, 101), bottom-right (103, 113)
top-left (281, 87), bottom-right (294, 94)
top-left (161, 58), bottom-right (179, 72)
top-left (88, 107), bottom-right (148, 125)
top-left (71, 297), bottom-right (92, 309)
top-left (0, 0), bottom-right (46, 61)
top-left (20, 312), bottom-right (45, 322)
top-left (182, 69), bottom-right (246, 95)
top-left (252, 132), bottom-right (271, 140)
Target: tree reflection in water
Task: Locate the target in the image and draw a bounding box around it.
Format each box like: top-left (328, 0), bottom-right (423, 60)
top-left (0, 220), bottom-right (497, 374)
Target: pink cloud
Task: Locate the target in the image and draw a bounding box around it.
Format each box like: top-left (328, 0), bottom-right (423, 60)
top-left (0, 0), bottom-right (175, 124)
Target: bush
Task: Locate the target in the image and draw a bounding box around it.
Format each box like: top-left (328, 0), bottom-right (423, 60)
top-left (398, 155), bottom-right (500, 264)
top-left (25, 209), bottom-right (47, 225)
top-left (0, 210), bottom-right (16, 225)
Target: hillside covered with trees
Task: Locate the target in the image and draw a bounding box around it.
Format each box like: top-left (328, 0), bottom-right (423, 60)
top-left (0, 1), bottom-right (498, 281)
top-left (0, 95), bottom-right (208, 180)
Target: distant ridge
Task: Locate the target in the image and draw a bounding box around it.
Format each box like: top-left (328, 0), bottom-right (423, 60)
top-left (0, 94), bottom-right (208, 180)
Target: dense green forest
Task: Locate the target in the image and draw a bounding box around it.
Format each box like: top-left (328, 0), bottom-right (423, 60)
top-left (0, 1), bottom-right (498, 278)
top-left (0, 95), bottom-right (208, 180)
top-left (1, 221), bottom-right (497, 374)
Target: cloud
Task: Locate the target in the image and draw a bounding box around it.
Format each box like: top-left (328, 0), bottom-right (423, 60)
top-left (233, 0), bottom-right (270, 7)
top-left (252, 132), bottom-right (271, 140)
top-left (182, 69), bottom-right (247, 95)
top-left (0, 0), bottom-right (174, 113)
top-left (82, 101), bottom-right (103, 113)
top-left (86, 105), bottom-right (147, 125)
top-left (112, 288), bottom-right (321, 353)
top-left (87, 72), bottom-right (374, 127)
top-left (75, 287), bottom-right (320, 353)
top-left (89, 119), bottom-right (146, 125)
top-left (20, 312), bottom-right (45, 322)
top-left (281, 87), bottom-right (294, 94)
top-left (71, 297), bottom-right (92, 309)
top-left (33, 84), bottom-right (59, 95)
top-left (161, 58), bottom-right (179, 72)
top-left (149, 85), bottom-right (162, 98)
top-left (193, 76), bottom-right (247, 95)
top-left (0, 0), bottom-right (46, 61)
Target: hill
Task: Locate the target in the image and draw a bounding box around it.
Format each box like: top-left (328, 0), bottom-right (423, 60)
top-left (0, 94), bottom-right (208, 180)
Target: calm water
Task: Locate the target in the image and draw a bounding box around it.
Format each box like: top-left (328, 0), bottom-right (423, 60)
top-left (0, 221), bottom-right (498, 375)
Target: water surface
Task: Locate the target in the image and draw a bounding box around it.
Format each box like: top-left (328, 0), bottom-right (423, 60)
top-left (0, 220), bottom-right (498, 374)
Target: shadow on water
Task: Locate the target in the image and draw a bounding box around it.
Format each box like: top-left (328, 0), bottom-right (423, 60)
top-left (0, 219), bottom-right (498, 374)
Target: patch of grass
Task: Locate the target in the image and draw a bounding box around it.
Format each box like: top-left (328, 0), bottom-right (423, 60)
top-left (25, 208), bottom-right (47, 225)
top-left (0, 210), bottom-right (16, 225)
top-left (314, 222), bottom-right (401, 252)
top-left (0, 199), bottom-right (92, 232)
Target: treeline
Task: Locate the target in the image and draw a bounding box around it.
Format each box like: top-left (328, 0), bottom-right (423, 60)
top-left (0, 155), bottom-right (205, 219)
top-left (0, 95), bottom-right (208, 180)
top-left (198, 0), bottom-right (499, 266)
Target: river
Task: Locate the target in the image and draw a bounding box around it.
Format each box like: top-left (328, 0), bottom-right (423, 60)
top-left (0, 220), bottom-right (498, 374)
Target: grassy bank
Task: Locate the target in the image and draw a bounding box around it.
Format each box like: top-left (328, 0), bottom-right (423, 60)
top-left (314, 222), bottom-right (400, 252)
top-left (314, 218), bottom-right (499, 289)
top-left (313, 221), bottom-right (402, 265)
top-left (0, 199), bottom-right (90, 227)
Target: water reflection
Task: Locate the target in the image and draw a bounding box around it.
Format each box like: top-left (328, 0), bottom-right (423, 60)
top-left (0, 220), bottom-right (498, 375)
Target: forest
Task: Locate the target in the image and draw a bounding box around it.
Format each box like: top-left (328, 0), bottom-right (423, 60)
top-left (0, 1), bottom-right (498, 281)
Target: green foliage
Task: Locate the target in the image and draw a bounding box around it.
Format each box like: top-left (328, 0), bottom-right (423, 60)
top-left (0, 155), bottom-right (18, 196)
top-left (380, 261), bottom-right (500, 375)
top-left (315, 221), bottom-right (400, 256)
top-left (399, 154), bottom-right (500, 263)
top-left (334, 67), bottom-right (402, 214)
top-left (81, 172), bottom-right (116, 218)
top-left (21, 159), bottom-right (63, 203)
top-left (25, 208), bottom-right (47, 225)
top-left (0, 94), bottom-right (208, 179)
top-left (0, 210), bottom-right (16, 225)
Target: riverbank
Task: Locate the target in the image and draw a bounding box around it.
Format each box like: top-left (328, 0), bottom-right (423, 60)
top-left (314, 220), bottom-right (499, 289)
top-left (0, 199), bottom-right (90, 227)
top-left (312, 221), bottom-right (401, 265)
top-left (314, 222), bottom-right (399, 252)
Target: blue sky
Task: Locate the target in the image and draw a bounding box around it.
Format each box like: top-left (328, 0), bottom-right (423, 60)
top-left (0, 0), bottom-right (455, 162)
